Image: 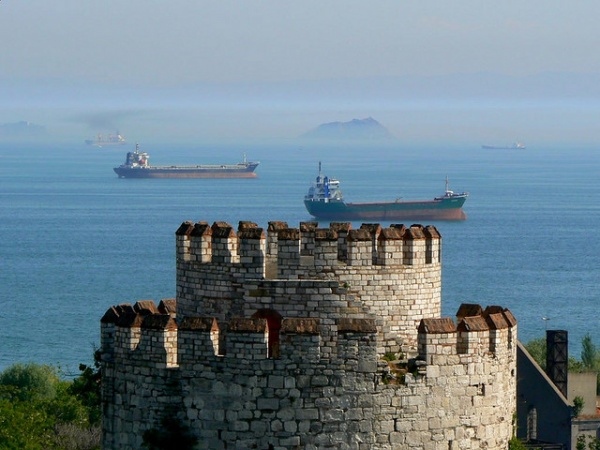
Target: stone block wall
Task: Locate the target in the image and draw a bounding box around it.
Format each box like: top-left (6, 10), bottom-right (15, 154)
top-left (175, 221), bottom-right (442, 353)
top-left (101, 220), bottom-right (517, 449)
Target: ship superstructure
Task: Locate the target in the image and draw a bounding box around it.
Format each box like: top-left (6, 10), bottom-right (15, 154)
top-left (85, 132), bottom-right (126, 147)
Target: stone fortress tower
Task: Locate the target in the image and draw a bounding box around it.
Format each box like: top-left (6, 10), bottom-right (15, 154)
top-left (100, 220), bottom-right (517, 449)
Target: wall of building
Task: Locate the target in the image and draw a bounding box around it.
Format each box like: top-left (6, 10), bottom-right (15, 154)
top-left (568, 372), bottom-right (597, 416)
top-left (516, 341), bottom-right (572, 447)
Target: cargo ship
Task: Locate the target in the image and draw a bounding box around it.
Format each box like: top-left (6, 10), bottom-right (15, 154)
top-left (113, 145), bottom-right (259, 179)
top-left (85, 132), bottom-right (126, 147)
top-left (481, 142), bottom-right (525, 150)
top-left (303, 163), bottom-right (468, 221)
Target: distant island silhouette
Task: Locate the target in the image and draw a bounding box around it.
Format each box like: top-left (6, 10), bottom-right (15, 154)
top-left (300, 117), bottom-right (395, 140)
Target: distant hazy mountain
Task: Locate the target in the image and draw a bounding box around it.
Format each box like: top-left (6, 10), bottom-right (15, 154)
top-left (301, 117), bottom-right (395, 140)
top-left (0, 121), bottom-right (46, 137)
top-left (3, 72), bottom-right (600, 144)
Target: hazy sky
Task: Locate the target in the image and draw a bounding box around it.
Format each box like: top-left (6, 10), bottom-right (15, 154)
top-left (3, 1), bottom-right (600, 144)
top-left (3, 1), bottom-right (600, 86)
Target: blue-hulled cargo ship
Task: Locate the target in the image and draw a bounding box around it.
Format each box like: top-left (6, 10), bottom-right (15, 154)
top-left (303, 163), bottom-right (468, 221)
top-left (113, 145), bottom-right (259, 179)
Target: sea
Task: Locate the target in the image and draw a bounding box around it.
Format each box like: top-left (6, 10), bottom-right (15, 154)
top-left (1, 140), bottom-right (599, 375)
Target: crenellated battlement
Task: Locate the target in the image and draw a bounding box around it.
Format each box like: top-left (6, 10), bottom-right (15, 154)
top-left (102, 218), bottom-right (517, 450)
top-left (101, 300), bottom-right (384, 369)
top-left (417, 305), bottom-right (517, 364)
top-left (173, 220), bottom-right (446, 358)
top-left (175, 220), bottom-right (441, 280)
top-left (102, 298), bottom-right (515, 374)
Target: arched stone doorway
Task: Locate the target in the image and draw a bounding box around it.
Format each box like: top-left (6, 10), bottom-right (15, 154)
top-left (252, 309), bottom-right (282, 358)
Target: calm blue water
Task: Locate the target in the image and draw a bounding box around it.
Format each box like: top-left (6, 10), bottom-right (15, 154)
top-left (1, 140), bottom-right (598, 374)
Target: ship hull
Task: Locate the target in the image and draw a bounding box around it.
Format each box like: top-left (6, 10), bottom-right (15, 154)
top-left (114, 165), bottom-right (258, 179)
top-left (304, 197), bottom-right (467, 221)
top-left (86, 141), bottom-right (127, 146)
top-left (481, 144), bottom-right (525, 150)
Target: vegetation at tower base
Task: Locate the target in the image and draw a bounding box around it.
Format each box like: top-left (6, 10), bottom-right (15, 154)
top-left (101, 220), bottom-right (518, 450)
top-left (508, 437), bottom-right (529, 450)
top-left (0, 362), bottom-right (101, 449)
top-left (68, 348), bottom-right (102, 425)
top-left (576, 434), bottom-right (600, 450)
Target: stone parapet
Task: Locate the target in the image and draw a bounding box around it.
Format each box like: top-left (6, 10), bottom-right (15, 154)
top-left (175, 221), bottom-right (441, 280)
top-left (101, 299), bottom-right (516, 450)
top-left (417, 305), bottom-right (517, 363)
top-left (101, 219), bottom-right (517, 450)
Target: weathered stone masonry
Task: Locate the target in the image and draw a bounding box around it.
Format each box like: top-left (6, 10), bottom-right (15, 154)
top-left (101, 220), bottom-right (517, 449)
